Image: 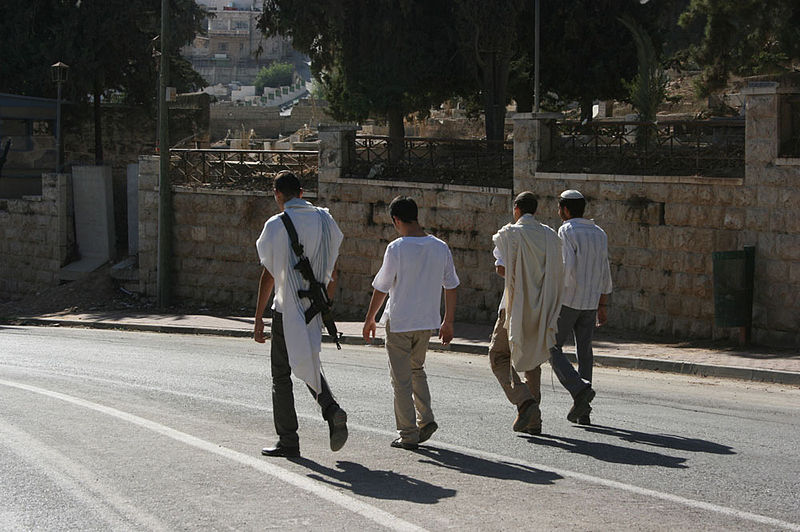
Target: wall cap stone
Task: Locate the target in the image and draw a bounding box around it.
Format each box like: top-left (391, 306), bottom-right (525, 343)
top-left (319, 175), bottom-right (512, 195)
top-left (741, 82), bottom-right (778, 95)
top-left (512, 112), bottom-right (563, 121)
top-left (534, 172), bottom-right (744, 186)
top-left (172, 185), bottom-right (317, 199)
top-left (775, 158), bottom-right (800, 166)
top-left (318, 124), bottom-right (361, 132)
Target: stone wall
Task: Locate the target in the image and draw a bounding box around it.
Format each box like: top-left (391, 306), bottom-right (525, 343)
top-left (137, 154), bottom-right (510, 322)
top-left (514, 83), bottom-right (800, 347)
top-left (0, 174), bottom-right (74, 298)
top-left (320, 177), bottom-right (511, 322)
top-left (137, 156), bottom-right (280, 306)
top-left (210, 98), bottom-right (332, 140)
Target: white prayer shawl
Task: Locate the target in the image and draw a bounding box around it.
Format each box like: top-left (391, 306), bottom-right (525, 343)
top-left (255, 198), bottom-right (343, 393)
top-left (492, 215), bottom-right (563, 372)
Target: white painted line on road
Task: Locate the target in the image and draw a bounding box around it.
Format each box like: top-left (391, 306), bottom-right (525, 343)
top-left (4, 368), bottom-right (798, 530)
top-left (0, 379), bottom-right (425, 532)
top-left (0, 417), bottom-right (170, 531)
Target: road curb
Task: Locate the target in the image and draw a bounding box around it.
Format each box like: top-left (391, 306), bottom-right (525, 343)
top-left (9, 317), bottom-right (800, 386)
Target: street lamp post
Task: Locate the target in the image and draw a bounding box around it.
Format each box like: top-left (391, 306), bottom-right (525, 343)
top-left (51, 61), bottom-right (70, 173)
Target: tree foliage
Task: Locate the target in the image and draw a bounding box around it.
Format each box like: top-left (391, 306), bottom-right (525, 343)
top-left (0, 0), bottom-right (207, 161)
top-left (620, 16), bottom-right (669, 123)
top-left (679, 0), bottom-right (800, 94)
top-left (254, 62), bottom-right (295, 94)
top-left (259, 0), bottom-right (468, 155)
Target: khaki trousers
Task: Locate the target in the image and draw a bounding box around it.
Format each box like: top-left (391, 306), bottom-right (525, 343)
top-left (488, 309), bottom-right (541, 406)
top-left (385, 321), bottom-right (434, 444)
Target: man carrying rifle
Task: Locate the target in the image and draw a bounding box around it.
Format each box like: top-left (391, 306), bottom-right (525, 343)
top-left (254, 171), bottom-right (347, 458)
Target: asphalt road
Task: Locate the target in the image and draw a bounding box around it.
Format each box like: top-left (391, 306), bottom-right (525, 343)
top-left (1, 326), bottom-right (798, 531)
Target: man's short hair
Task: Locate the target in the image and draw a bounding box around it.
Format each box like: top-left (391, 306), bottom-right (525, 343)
top-left (513, 191), bottom-right (538, 215)
top-left (273, 171), bottom-right (302, 197)
top-left (389, 196), bottom-right (418, 223)
top-left (558, 196), bottom-right (586, 218)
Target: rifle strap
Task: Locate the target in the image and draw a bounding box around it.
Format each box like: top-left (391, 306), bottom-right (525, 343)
top-left (279, 211), bottom-right (305, 259)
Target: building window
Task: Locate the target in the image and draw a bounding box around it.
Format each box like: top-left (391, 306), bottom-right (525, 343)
top-left (218, 42), bottom-right (228, 52)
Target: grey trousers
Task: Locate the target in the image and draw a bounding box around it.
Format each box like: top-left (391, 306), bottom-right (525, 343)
top-left (270, 312), bottom-right (338, 447)
top-left (549, 305), bottom-right (595, 398)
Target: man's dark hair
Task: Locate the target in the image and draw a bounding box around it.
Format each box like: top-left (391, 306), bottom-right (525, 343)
top-left (513, 191), bottom-right (538, 215)
top-left (274, 171), bottom-right (302, 197)
top-left (389, 196), bottom-right (418, 223)
top-left (559, 197), bottom-right (586, 218)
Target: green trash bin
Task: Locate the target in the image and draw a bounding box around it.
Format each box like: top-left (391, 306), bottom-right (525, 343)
top-left (712, 246), bottom-right (755, 328)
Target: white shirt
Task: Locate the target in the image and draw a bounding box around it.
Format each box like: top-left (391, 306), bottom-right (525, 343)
top-left (255, 197), bottom-right (343, 393)
top-left (559, 217), bottom-right (612, 310)
top-left (372, 235), bottom-right (460, 333)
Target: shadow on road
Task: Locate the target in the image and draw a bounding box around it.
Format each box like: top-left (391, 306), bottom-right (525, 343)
top-left (578, 425), bottom-right (736, 455)
top-left (294, 458), bottom-right (456, 503)
top-left (415, 446), bottom-right (562, 485)
top-left (522, 433), bottom-right (689, 468)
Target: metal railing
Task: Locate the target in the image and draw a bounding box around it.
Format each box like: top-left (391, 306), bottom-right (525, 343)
top-left (780, 96), bottom-right (800, 157)
top-left (346, 135), bottom-right (513, 187)
top-left (543, 119), bottom-right (745, 177)
top-left (169, 148), bottom-right (318, 190)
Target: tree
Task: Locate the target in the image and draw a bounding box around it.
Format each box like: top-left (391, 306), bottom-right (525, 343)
top-left (259, 0), bottom-right (467, 160)
top-left (452, 0), bottom-right (526, 144)
top-left (505, 0), bottom-right (668, 121)
top-left (0, 0), bottom-right (207, 163)
top-left (254, 62), bottom-right (294, 95)
top-left (679, 0), bottom-right (800, 95)
top-left (621, 16), bottom-right (669, 124)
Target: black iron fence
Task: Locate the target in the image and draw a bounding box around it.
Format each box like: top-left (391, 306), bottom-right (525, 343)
top-left (346, 135), bottom-right (513, 187)
top-left (169, 149), bottom-right (318, 191)
top-left (543, 119), bottom-right (745, 178)
top-left (780, 95), bottom-right (800, 157)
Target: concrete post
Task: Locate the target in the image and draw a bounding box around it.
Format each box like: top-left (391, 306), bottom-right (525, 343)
top-left (318, 124), bottom-right (361, 183)
top-left (512, 112), bottom-right (561, 191)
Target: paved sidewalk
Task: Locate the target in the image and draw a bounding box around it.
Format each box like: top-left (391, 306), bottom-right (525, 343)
top-left (9, 311), bottom-right (800, 386)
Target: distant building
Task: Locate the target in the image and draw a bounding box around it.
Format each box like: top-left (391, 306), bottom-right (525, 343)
top-left (182, 0), bottom-right (296, 86)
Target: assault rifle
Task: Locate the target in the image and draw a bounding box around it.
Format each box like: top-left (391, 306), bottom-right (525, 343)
top-left (280, 212), bottom-right (342, 349)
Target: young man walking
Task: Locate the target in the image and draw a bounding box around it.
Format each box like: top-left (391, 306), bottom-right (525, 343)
top-left (254, 171), bottom-right (348, 458)
top-left (489, 191), bottom-right (563, 435)
top-left (362, 196), bottom-right (459, 450)
top-left (549, 189), bottom-right (613, 425)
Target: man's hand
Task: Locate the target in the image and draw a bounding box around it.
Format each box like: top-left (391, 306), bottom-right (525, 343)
top-left (362, 318), bottom-right (377, 343)
top-left (254, 316), bottom-right (266, 343)
top-left (439, 321), bottom-right (454, 345)
top-left (596, 306), bottom-right (608, 327)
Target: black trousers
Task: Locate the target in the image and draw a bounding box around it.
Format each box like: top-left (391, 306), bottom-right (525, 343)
top-left (270, 312), bottom-right (337, 447)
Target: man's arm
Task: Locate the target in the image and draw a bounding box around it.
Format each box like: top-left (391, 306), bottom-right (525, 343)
top-left (495, 265), bottom-right (505, 278)
top-left (254, 267), bottom-right (275, 343)
top-left (362, 288), bottom-right (388, 343)
top-left (439, 287), bottom-right (457, 345)
top-left (326, 267), bottom-right (338, 300)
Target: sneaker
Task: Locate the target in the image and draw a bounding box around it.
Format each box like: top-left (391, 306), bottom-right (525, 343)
top-left (567, 386), bottom-right (595, 424)
top-left (418, 421), bottom-right (438, 443)
top-left (513, 399), bottom-right (541, 433)
top-left (390, 438), bottom-right (418, 450)
top-left (327, 407), bottom-right (348, 452)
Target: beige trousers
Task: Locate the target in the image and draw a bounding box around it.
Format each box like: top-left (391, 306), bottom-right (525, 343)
top-left (385, 321), bottom-right (434, 444)
top-left (488, 309), bottom-right (542, 406)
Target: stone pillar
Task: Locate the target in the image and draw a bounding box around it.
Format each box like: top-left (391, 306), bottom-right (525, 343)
top-left (318, 124), bottom-right (360, 182)
top-left (742, 82), bottom-right (779, 175)
top-left (512, 112), bottom-right (561, 192)
top-left (127, 163), bottom-right (139, 255)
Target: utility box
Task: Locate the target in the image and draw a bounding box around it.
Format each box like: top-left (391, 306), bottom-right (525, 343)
top-left (712, 246), bottom-right (755, 329)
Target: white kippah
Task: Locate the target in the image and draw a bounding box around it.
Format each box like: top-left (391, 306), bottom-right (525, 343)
top-left (560, 189), bottom-right (584, 199)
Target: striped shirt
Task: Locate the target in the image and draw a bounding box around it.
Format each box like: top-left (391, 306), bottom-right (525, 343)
top-left (559, 218), bottom-right (612, 310)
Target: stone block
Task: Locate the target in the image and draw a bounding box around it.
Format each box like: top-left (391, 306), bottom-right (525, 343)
top-left (775, 234), bottom-right (800, 261)
top-left (684, 252), bottom-right (709, 274)
top-left (722, 208), bottom-right (746, 230)
top-left (745, 207), bottom-right (771, 232)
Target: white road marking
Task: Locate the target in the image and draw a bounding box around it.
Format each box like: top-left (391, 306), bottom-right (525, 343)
top-left (2, 369), bottom-right (799, 531)
top-left (0, 417), bottom-right (169, 531)
top-left (0, 379), bottom-right (425, 532)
